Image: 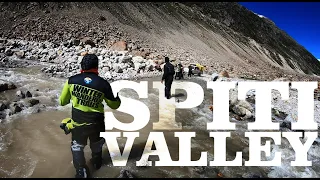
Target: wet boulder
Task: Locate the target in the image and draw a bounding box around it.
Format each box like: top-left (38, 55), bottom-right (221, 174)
top-left (0, 82), bottom-right (8, 92)
top-left (231, 105), bottom-right (253, 120)
top-left (312, 138), bottom-right (320, 146)
top-left (272, 108), bottom-right (288, 120)
top-left (4, 49), bottom-right (14, 56)
top-left (15, 50), bottom-right (25, 59)
top-left (118, 169), bottom-right (136, 178)
top-left (230, 98), bottom-right (254, 111)
top-left (13, 105), bottom-right (23, 114)
top-left (0, 112), bottom-right (6, 120)
top-left (9, 103), bottom-right (23, 115)
top-left (26, 91), bottom-right (32, 98)
top-left (246, 94), bottom-right (255, 104)
top-left (0, 101), bottom-right (8, 111)
top-left (0, 81), bottom-right (16, 92)
top-left (28, 99), bottom-right (40, 107)
top-left (7, 82), bottom-right (16, 90)
top-left (230, 99), bottom-right (254, 120)
top-left (16, 90), bottom-right (26, 99)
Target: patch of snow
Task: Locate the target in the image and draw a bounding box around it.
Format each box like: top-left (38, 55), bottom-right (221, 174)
top-left (254, 12), bottom-right (267, 19)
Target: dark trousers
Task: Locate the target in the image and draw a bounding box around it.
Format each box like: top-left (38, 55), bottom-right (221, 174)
top-left (165, 75), bottom-right (174, 98)
top-left (175, 72), bottom-right (183, 80)
top-left (188, 72), bottom-right (192, 77)
top-left (70, 123), bottom-right (105, 173)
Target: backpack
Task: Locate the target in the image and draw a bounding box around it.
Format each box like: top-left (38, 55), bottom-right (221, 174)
top-left (166, 63), bottom-right (175, 75)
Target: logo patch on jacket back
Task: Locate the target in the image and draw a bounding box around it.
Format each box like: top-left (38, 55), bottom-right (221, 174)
top-left (84, 77), bottom-right (92, 84)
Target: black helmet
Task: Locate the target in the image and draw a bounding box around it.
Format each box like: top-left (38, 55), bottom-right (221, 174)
top-left (81, 54), bottom-right (99, 70)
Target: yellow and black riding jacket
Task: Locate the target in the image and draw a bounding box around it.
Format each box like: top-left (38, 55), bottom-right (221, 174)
top-left (59, 72), bottom-right (121, 125)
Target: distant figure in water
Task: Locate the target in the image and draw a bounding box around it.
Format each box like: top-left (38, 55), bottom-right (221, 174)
top-left (175, 62), bottom-right (184, 80)
top-left (188, 64), bottom-right (193, 77)
top-left (161, 57), bottom-right (175, 99)
top-left (59, 54), bottom-right (121, 178)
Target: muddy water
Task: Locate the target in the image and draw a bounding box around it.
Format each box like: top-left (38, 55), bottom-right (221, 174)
top-left (0, 68), bottom-right (319, 178)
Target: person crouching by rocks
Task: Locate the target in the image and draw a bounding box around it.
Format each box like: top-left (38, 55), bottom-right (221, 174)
top-left (59, 54), bottom-right (121, 178)
top-left (161, 57), bottom-right (175, 99)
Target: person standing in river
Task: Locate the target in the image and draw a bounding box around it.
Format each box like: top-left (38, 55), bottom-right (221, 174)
top-left (59, 54), bottom-right (121, 178)
top-left (188, 64), bottom-right (193, 77)
top-left (161, 57), bottom-right (175, 99)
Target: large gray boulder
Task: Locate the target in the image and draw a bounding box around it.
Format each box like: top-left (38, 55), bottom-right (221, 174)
top-left (230, 98), bottom-right (254, 120)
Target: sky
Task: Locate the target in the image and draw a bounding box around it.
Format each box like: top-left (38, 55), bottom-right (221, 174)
top-left (239, 2), bottom-right (320, 60)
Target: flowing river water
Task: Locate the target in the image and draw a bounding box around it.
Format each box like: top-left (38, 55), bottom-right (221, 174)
top-left (0, 66), bottom-right (320, 178)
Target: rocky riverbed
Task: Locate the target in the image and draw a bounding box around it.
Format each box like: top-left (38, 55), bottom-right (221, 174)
top-left (1, 37), bottom-right (320, 178)
top-left (1, 66), bottom-right (320, 178)
top-left (0, 38), bottom-right (166, 81)
top-left (0, 1), bottom-right (320, 177)
top-left (0, 67), bottom-right (64, 123)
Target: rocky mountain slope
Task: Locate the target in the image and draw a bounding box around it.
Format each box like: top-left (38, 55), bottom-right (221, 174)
top-left (0, 2), bottom-right (320, 81)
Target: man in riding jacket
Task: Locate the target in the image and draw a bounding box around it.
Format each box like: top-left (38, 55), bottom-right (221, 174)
top-left (59, 54), bottom-right (121, 178)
